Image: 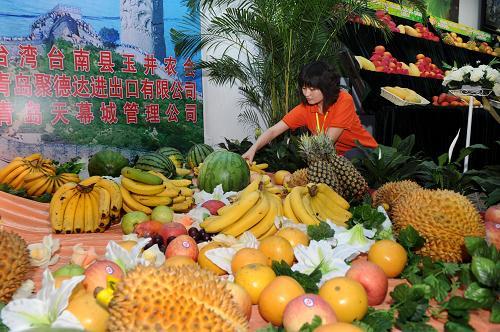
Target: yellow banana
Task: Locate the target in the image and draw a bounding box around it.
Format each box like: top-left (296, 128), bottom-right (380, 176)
top-left (312, 192), bottom-right (351, 226)
top-left (258, 224), bottom-right (278, 240)
top-left (26, 176), bottom-right (49, 196)
top-left (44, 178), bottom-right (55, 195)
top-left (59, 173), bottom-right (81, 183)
top-left (83, 191), bottom-right (96, 233)
top-left (2, 164), bottom-right (30, 185)
top-left (290, 186), bottom-right (320, 225)
top-left (283, 192), bottom-right (299, 223)
top-left (72, 193), bottom-right (86, 234)
top-left (79, 176), bottom-right (102, 186)
top-left (33, 177), bottom-right (53, 196)
top-left (9, 167), bottom-right (32, 189)
top-left (255, 163), bottom-right (268, 170)
top-left (265, 186), bottom-right (283, 195)
top-left (222, 192), bottom-right (271, 237)
top-left (248, 192), bottom-right (278, 238)
top-left (201, 190), bottom-right (261, 233)
top-left (315, 183), bottom-right (350, 210)
top-left (236, 178), bottom-right (262, 199)
top-left (62, 192), bottom-right (80, 234)
top-left (179, 186), bottom-right (193, 197)
top-left (88, 190), bottom-right (100, 233)
top-left (261, 174), bottom-right (271, 185)
top-left (95, 186), bottom-right (111, 232)
top-left (172, 195), bottom-right (186, 204)
top-left (0, 158), bottom-right (24, 183)
top-left (122, 201), bottom-right (133, 213)
top-left (24, 153), bottom-right (43, 162)
top-left (23, 170), bottom-right (46, 183)
top-left (130, 193), bottom-right (172, 207)
top-left (156, 187), bottom-right (181, 197)
top-left (303, 192), bottom-right (322, 222)
top-left (169, 179), bottom-right (192, 187)
top-left (119, 185), bottom-right (153, 214)
top-left (171, 197), bottom-right (194, 212)
top-left (121, 177), bottom-right (165, 195)
top-left (96, 178), bottom-right (122, 224)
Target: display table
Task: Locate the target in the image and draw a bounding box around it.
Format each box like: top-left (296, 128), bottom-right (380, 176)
top-left (0, 190), bottom-right (496, 331)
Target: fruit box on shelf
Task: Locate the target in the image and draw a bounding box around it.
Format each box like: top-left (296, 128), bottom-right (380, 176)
top-left (380, 87), bottom-right (430, 106)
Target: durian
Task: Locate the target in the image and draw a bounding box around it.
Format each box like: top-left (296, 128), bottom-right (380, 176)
top-left (373, 180), bottom-right (422, 213)
top-left (391, 189), bottom-right (485, 262)
top-left (108, 264), bottom-right (249, 331)
top-left (0, 230), bottom-right (31, 303)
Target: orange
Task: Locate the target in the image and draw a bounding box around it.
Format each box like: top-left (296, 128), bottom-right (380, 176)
top-left (231, 248), bottom-right (268, 274)
top-left (198, 241), bottom-right (228, 275)
top-left (258, 276), bottom-right (305, 326)
top-left (319, 277), bottom-right (368, 323)
top-left (259, 235), bottom-right (294, 266)
top-left (274, 170), bottom-right (291, 185)
top-left (234, 263), bottom-right (276, 304)
top-left (276, 227), bottom-right (310, 247)
top-left (164, 255), bottom-right (197, 267)
top-left (368, 239), bottom-right (407, 278)
top-left (315, 322), bottom-right (363, 332)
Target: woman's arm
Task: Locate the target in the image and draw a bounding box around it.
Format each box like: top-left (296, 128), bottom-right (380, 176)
top-left (326, 126), bottom-right (344, 143)
top-left (242, 121), bottom-right (290, 162)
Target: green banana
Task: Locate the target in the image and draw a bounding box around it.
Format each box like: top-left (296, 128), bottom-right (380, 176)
top-left (121, 167), bottom-right (163, 185)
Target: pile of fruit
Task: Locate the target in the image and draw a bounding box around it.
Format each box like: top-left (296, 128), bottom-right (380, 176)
top-left (443, 32), bottom-right (499, 56)
top-left (430, 93), bottom-right (482, 107)
top-left (382, 86), bottom-right (424, 104)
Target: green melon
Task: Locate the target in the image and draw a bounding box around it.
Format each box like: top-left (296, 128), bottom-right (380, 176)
top-left (156, 147), bottom-right (185, 168)
top-left (135, 153), bottom-right (176, 179)
top-left (88, 150), bottom-right (129, 177)
top-left (186, 144), bottom-right (214, 169)
top-left (197, 150), bottom-right (250, 193)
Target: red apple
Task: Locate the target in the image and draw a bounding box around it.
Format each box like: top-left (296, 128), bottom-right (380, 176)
top-left (346, 260), bottom-right (388, 306)
top-left (485, 204), bottom-right (500, 224)
top-left (83, 260), bottom-right (123, 293)
top-left (282, 294), bottom-right (337, 332)
top-left (134, 220), bottom-right (164, 238)
top-left (201, 199), bottom-right (226, 215)
top-left (158, 222), bottom-right (188, 243)
top-left (165, 235), bottom-right (199, 260)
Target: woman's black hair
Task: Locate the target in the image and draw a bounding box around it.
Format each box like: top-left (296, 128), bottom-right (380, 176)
top-left (298, 61), bottom-right (340, 110)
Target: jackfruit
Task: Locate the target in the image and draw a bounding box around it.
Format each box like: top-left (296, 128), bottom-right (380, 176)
top-left (0, 230), bottom-right (31, 303)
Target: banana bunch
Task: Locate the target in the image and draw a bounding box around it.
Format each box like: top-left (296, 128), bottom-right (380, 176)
top-left (0, 153), bottom-right (57, 191)
top-left (23, 172), bottom-right (80, 196)
top-left (200, 179), bottom-right (283, 239)
top-left (283, 183), bottom-right (352, 226)
top-left (49, 176), bottom-right (122, 234)
top-left (257, 173), bottom-right (284, 195)
top-left (247, 161), bottom-right (269, 174)
top-left (120, 167), bottom-right (194, 214)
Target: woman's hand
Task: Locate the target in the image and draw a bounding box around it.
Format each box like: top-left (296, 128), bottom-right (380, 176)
top-left (242, 148), bottom-right (255, 163)
top-left (242, 121), bottom-right (289, 164)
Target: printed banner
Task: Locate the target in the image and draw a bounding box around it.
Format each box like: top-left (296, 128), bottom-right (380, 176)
top-left (0, 1), bottom-right (203, 164)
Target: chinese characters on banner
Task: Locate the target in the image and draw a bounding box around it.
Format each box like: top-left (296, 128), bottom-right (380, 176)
top-left (0, 44), bottom-right (198, 127)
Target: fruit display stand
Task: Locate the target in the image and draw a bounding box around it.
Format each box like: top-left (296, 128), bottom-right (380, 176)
top-left (339, 20), bottom-right (500, 169)
top-left (0, 188), bottom-right (497, 331)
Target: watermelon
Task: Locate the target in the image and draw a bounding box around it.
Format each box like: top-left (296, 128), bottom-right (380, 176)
top-left (197, 150), bottom-right (250, 193)
top-left (88, 150), bottom-right (129, 177)
top-left (156, 147), bottom-right (185, 168)
top-left (135, 153), bottom-right (176, 179)
top-left (186, 144), bottom-right (214, 169)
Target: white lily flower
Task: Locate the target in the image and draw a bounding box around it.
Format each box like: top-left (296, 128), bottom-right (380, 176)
top-left (28, 235), bottom-right (60, 268)
top-left (493, 83), bottom-right (500, 97)
top-left (141, 244), bottom-right (165, 267)
top-left (329, 223), bottom-right (375, 257)
top-left (274, 217), bottom-right (308, 233)
top-left (205, 247), bottom-right (237, 274)
top-left (122, 233), bottom-right (140, 242)
top-left (461, 65), bottom-right (474, 74)
top-left (104, 238), bottom-right (151, 272)
top-left (12, 280), bottom-right (35, 300)
top-left (376, 206), bottom-right (395, 240)
top-left (1, 270), bottom-right (84, 331)
top-left (292, 240), bottom-right (354, 286)
top-left (193, 184), bottom-right (237, 205)
top-left (469, 68), bottom-right (484, 82)
top-left (187, 206), bottom-right (212, 228)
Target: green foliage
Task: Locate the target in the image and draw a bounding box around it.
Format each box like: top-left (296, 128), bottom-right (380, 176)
top-left (351, 135), bottom-right (424, 189)
top-left (54, 157), bottom-right (85, 175)
top-left (298, 316), bottom-right (323, 332)
top-left (172, 0), bottom-right (392, 134)
top-left (347, 204), bottom-right (389, 239)
top-left (307, 221), bottom-right (334, 241)
top-left (271, 260), bottom-right (322, 294)
top-left (0, 183), bottom-right (52, 202)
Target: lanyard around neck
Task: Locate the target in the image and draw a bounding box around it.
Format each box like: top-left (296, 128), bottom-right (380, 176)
top-left (315, 111), bottom-right (329, 134)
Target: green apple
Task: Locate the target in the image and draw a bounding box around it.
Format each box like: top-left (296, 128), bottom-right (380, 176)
top-left (52, 264), bottom-right (85, 278)
top-left (121, 211), bottom-right (150, 234)
top-left (151, 205), bottom-right (174, 223)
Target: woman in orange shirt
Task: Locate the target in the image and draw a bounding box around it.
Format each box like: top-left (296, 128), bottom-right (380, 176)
top-left (242, 61), bottom-right (377, 162)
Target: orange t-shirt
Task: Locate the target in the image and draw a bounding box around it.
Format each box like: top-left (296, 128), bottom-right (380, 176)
top-left (282, 90), bottom-right (377, 155)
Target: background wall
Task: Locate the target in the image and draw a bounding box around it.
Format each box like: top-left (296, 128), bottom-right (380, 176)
top-left (201, 0), bottom-right (484, 146)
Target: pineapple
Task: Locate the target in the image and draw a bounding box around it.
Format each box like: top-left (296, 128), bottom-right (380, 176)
top-left (298, 134), bottom-right (338, 188)
top-left (299, 133), bottom-right (368, 200)
top-left (285, 168), bottom-right (309, 189)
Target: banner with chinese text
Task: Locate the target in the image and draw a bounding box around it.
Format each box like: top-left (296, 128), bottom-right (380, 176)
top-left (0, 0), bottom-right (203, 164)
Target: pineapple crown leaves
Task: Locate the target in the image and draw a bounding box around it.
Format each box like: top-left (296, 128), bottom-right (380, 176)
top-left (299, 133), bottom-right (336, 162)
